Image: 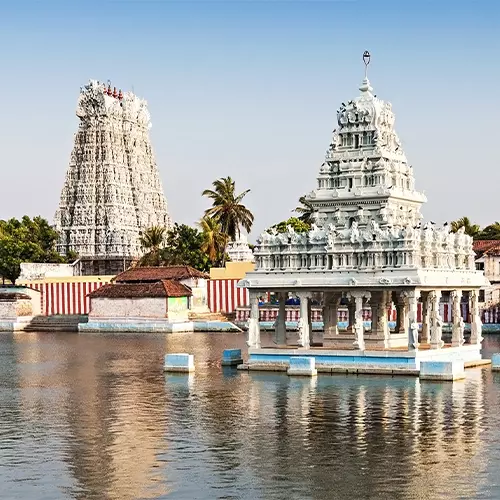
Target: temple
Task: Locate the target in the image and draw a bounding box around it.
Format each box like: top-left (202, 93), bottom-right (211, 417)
top-left (54, 80), bottom-right (171, 275)
top-left (239, 52), bottom-right (488, 375)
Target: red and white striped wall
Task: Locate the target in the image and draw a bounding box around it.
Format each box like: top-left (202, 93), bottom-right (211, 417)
top-left (25, 281), bottom-right (105, 316)
top-left (208, 279), bottom-right (268, 313)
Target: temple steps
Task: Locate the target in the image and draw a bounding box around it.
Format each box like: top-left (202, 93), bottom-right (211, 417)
top-left (23, 315), bottom-right (88, 332)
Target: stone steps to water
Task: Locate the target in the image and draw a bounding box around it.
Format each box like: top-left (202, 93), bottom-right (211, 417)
top-left (24, 315), bottom-right (88, 332)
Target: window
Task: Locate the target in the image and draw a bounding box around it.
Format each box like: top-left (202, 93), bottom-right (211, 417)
top-left (348, 178), bottom-right (353, 189)
top-left (476, 262), bottom-right (484, 271)
top-left (479, 289), bottom-right (485, 302)
top-left (354, 134), bottom-right (360, 149)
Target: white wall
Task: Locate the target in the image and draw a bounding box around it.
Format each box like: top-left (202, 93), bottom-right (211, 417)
top-left (0, 299), bottom-right (33, 319)
top-left (483, 255), bottom-right (500, 305)
top-left (19, 263), bottom-right (75, 280)
top-left (89, 297), bottom-right (166, 318)
top-left (180, 278), bottom-right (209, 312)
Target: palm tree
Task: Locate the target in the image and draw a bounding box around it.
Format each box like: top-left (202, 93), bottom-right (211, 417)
top-left (202, 177), bottom-right (254, 264)
top-left (294, 195), bottom-right (316, 224)
top-left (197, 216), bottom-right (227, 266)
top-left (138, 226), bottom-right (166, 266)
top-left (450, 217), bottom-right (481, 238)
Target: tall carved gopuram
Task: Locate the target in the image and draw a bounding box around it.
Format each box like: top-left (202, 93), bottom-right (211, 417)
top-left (54, 80), bottom-right (171, 275)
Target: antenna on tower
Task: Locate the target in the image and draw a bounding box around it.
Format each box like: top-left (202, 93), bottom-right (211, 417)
top-left (363, 51), bottom-right (371, 79)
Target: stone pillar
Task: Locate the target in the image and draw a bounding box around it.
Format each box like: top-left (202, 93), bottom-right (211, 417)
top-left (323, 292), bottom-right (340, 336)
top-left (421, 291), bottom-right (430, 344)
top-left (371, 291), bottom-right (390, 348)
top-left (348, 291), bottom-right (370, 351)
top-left (297, 291), bottom-right (312, 349)
top-left (451, 290), bottom-right (465, 347)
top-left (307, 297), bottom-right (313, 345)
top-left (247, 290), bottom-right (261, 348)
top-left (275, 292), bottom-right (287, 346)
top-left (395, 292), bottom-right (408, 334)
top-left (429, 290), bottom-right (444, 349)
top-left (406, 290), bottom-right (420, 351)
top-left (347, 300), bottom-right (356, 334)
top-left (470, 289), bottom-right (483, 345)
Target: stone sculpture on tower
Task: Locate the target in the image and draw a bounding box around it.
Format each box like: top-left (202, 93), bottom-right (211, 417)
top-left (54, 81), bottom-right (172, 275)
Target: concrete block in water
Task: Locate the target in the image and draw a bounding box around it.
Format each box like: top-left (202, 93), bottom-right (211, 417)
top-left (419, 360), bottom-right (465, 381)
top-left (164, 353), bottom-right (195, 373)
top-left (221, 349), bottom-right (243, 366)
top-left (491, 353), bottom-right (500, 371)
top-left (287, 356), bottom-right (317, 377)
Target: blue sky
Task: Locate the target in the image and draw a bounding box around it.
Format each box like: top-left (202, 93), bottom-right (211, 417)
top-left (0, 0), bottom-right (498, 238)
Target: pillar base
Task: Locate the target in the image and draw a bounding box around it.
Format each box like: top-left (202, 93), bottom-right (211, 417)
top-left (287, 357), bottom-right (318, 377)
top-left (221, 349), bottom-right (243, 366)
top-left (491, 353), bottom-right (500, 371)
top-left (419, 360), bottom-right (465, 381)
top-left (164, 353), bottom-right (195, 373)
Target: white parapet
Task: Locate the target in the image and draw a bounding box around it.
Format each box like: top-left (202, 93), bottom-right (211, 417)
top-left (419, 360), bottom-right (465, 381)
top-left (164, 353), bottom-right (195, 373)
top-left (491, 354), bottom-right (500, 371)
top-left (287, 356), bottom-right (318, 377)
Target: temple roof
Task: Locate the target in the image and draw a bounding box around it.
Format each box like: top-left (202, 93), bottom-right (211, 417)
top-left (113, 265), bottom-right (209, 283)
top-left (88, 280), bottom-right (192, 299)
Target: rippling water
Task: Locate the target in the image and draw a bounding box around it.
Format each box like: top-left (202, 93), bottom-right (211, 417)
top-left (1, 332), bottom-right (500, 499)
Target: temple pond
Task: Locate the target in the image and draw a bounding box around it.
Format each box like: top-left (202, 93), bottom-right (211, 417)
top-left (1, 331), bottom-right (500, 499)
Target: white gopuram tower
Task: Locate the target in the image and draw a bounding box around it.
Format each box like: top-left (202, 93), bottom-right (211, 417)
top-left (240, 52), bottom-right (487, 359)
top-left (54, 80), bottom-right (172, 275)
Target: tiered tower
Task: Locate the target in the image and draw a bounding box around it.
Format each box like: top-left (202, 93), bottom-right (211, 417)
top-left (54, 80), bottom-right (171, 275)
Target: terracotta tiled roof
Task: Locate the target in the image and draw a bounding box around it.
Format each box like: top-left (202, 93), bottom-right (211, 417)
top-left (88, 280), bottom-right (192, 299)
top-left (473, 240), bottom-right (500, 256)
top-left (113, 265), bottom-right (209, 283)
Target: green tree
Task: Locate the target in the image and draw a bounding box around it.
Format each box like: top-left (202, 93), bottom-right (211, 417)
top-left (138, 226), bottom-right (166, 266)
top-left (478, 222), bottom-right (500, 240)
top-left (161, 224), bottom-right (210, 272)
top-left (271, 217), bottom-right (311, 234)
top-left (202, 176), bottom-right (254, 264)
top-left (0, 216), bottom-right (67, 284)
top-left (450, 217), bottom-right (481, 238)
top-left (294, 195), bottom-right (316, 225)
top-left (197, 216), bottom-right (227, 266)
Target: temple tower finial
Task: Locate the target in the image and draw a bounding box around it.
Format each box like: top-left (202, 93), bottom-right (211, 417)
top-left (360, 50), bottom-right (373, 94)
top-left (363, 50), bottom-right (370, 79)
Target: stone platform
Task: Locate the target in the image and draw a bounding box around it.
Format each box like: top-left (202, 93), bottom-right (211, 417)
top-left (79, 318), bottom-right (241, 334)
top-left (238, 344), bottom-right (485, 378)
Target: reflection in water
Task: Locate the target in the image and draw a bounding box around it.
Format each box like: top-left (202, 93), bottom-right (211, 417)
top-left (0, 332), bottom-right (499, 499)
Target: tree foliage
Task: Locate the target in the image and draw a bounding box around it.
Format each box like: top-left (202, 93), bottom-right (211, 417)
top-left (450, 217), bottom-right (481, 238)
top-left (293, 195), bottom-right (316, 225)
top-left (138, 226), bottom-right (166, 266)
top-left (202, 177), bottom-right (254, 265)
top-left (197, 216), bottom-right (227, 267)
top-left (0, 216), bottom-right (68, 284)
top-left (161, 224), bottom-right (210, 272)
top-left (478, 222), bottom-right (500, 240)
top-left (271, 217), bottom-right (311, 234)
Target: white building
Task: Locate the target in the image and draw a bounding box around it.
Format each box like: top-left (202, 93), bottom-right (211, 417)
top-left (239, 52), bottom-right (487, 369)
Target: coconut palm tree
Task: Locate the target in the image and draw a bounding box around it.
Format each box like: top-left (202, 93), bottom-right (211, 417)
top-left (294, 195), bottom-right (316, 224)
top-left (197, 216), bottom-right (227, 266)
top-left (202, 177), bottom-right (254, 264)
top-left (450, 217), bottom-right (481, 238)
top-left (138, 226), bottom-right (166, 266)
